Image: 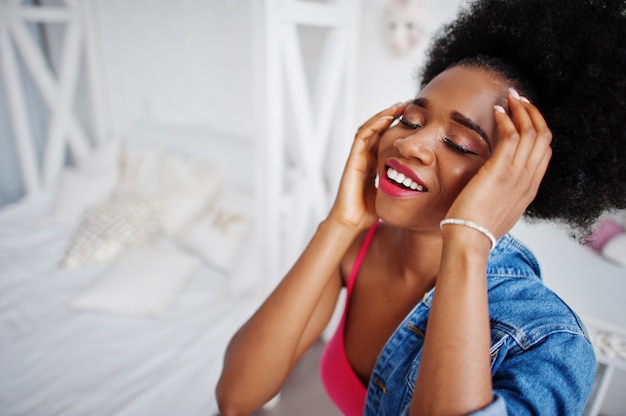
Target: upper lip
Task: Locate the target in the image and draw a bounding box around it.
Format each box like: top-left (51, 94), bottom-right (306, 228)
top-left (384, 158), bottom-right (428, 190)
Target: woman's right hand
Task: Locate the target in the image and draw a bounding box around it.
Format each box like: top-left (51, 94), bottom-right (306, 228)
top-left (328, 102), bottom-right (407, 231)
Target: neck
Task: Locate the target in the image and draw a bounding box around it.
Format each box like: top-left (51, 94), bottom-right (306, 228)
top-left (386, 225), bottom-right (442, 289)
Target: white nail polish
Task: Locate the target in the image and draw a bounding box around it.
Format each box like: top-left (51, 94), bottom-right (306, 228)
top-left (509, 88), bottom-right (521, 100)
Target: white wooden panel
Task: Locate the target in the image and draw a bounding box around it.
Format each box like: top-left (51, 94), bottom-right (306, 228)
top-left (279, 23), bottom-right (327, 219)
top-left (0, 0), bottom-right (109, 195)
top-left (42, 18), bottom-right (84, 187)
top-left (261, 0), bottom-right (287, 282)
top-left (81, 0), bottom-right (108, 146)
top-left (0, 21), bottom-right (40, 193)
top-left (16, 5), bottom-right (74, 22)
top-left (263, 0), bottom-right (361, 285)
top-left (10, 16), bottom-right (90, 159)
top-left (279, 1), bottom-right (350, 27)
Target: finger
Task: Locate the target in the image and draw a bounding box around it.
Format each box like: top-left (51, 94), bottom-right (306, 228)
top-left (357, 101), bottom-right (407, 132)
top-left (529, 143), bottom-right (552, 194)
top-left (355, 107), bottom-right (407, 160)
top-left (344, 114), bottom-right (395, 177)
top-left (354, 115), bottom-right (396, 151)
top-left (507, 89), bottom-right (538, 167)
top-left (491, 104), bottom-right (519, 165)
top-left (520, 102), bottom-right (553, 172)
top-left (348, 102), bottom-right (409, 176)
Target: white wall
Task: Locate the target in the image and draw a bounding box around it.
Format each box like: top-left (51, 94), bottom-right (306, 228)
top-left (95, 0), bottom-right (463, 139)
top-left (356, 0), bottom-right (463, 121)
top-left (96, 0), bottom-right (258, 140)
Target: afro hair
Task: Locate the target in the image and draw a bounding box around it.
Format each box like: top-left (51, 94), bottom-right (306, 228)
top-left (420, 0), bottom-right (626, 235)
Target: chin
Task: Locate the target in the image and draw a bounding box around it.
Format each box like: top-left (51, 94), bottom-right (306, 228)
top-left (375, 194), bottom-right (417, 228)
top-left (374, 191), bottom-right (444, 230)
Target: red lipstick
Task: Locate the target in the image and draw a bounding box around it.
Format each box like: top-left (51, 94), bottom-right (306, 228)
top-left (378, 159), bottom-right (427, 199)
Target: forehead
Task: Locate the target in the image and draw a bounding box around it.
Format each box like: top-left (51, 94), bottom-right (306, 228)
top-left (419, 66), bottom-right (508, 111)
top-left (418, 66), bottom-right (508, 144)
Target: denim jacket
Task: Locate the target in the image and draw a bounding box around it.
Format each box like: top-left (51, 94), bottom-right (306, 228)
top-left (364, 234), bottom-right (596, 415)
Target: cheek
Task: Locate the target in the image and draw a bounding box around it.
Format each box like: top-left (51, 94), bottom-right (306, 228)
top-left (444, 163), bottom-right (482, 195)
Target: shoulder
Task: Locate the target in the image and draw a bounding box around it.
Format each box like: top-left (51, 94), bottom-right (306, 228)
top-left (485, 235), bottom-right (595, 413)
top-left (486, 234), bottom-right (590, 347)
top-left (339, 222), bottom-right (381, 287)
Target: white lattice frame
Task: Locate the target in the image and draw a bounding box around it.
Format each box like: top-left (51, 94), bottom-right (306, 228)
top-left (260, 0), bottom-right (361, 283)
top-left (583, 317), bottom-right (626, 416)
top-left (0, 0), bottom-right (108, 194)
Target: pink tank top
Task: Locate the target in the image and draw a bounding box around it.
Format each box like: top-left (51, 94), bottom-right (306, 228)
top-left (319, 221), bottom-right (380, 416)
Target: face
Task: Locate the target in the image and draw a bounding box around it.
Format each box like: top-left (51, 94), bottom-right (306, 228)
top-left (376, 65), bottom-right (508, 229)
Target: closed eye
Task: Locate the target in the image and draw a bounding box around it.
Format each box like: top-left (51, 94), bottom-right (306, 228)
top-left (398, 115), bottom-right (422, 129)
top-left (442, 137), bottom-right (478, 155)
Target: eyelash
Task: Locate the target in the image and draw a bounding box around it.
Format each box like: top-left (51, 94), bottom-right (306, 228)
top-left (442, 137), bottom-right (477, 155)
top-left (397, 116), bottom-right (477, 155)
top-left (398, 116), bottom-right (421, 129)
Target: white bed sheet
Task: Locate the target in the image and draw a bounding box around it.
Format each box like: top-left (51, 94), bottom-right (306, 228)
top-left (0, 191), bottom-right (265, 416)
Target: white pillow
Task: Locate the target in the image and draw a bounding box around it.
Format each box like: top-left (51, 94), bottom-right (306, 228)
top-left (52, 168), bottom-right (118, 223)
top-left (70, 242), bottom-right (199, 316)
top-left (158, 151), bottom-right (222, 234)
top-left (51, 139), bottom-right (121, 223)
top-left (59, 195), bottom-right (159, 269)
top-left (117, 144), bottom-right (222, 235)
top-left (116, 145), bottom-right (163, 196)
top-left (125, 121), bottom-right (254, 190)
top-left (176, 188), bottom-right (253, 274)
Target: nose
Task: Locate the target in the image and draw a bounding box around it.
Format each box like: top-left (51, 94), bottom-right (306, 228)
top-left (392, 130), bottom-right (436, 166)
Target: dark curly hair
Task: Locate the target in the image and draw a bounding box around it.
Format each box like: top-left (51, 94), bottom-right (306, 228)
top-left (420, 0), bottom-right (626, 236)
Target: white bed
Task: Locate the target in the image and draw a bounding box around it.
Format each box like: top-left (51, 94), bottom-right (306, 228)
top-left (0, 121), bottom-right (267, 416)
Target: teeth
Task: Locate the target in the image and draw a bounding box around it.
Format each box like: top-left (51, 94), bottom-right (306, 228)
top-left (386, 168), bottom-right (424, 191)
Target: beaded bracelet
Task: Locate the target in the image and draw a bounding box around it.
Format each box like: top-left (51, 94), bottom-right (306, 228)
top-left (439, 218), bottom-right (497, 252)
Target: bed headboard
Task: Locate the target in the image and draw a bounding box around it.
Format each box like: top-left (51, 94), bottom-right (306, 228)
top-left (0, 0), bottom-right (109, 195)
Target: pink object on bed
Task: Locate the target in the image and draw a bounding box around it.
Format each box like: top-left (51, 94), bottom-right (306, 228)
top-left (587, 218), bottom-right (625, 252)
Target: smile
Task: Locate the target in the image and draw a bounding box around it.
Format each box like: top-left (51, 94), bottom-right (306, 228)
top-left (378, 160), bottom-right (428, 199)
top-left (386, 167), bottom-right (425, 191)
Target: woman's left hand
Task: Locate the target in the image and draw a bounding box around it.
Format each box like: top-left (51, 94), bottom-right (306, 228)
top-left (444, 89), bottom-right (553, 241)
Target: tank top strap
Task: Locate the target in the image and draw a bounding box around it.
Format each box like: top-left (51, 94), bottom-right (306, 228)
top-left (346, 221), bottom-right (380, 294)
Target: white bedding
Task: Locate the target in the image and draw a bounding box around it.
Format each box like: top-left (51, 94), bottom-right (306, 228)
top-left (0, 130), bottom-right (266, 416)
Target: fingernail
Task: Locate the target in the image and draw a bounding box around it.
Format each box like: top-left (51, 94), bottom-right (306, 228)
top-left (393, 102), bottom-right (404, 107)
top-left (379, 115), bottom-right (396, 121)
top-left (520, 96), bottom-right (531, 104)
top-left (494, 105), bottom-right (506, 114)
top-left (508, 88), bottom-right (521, 100)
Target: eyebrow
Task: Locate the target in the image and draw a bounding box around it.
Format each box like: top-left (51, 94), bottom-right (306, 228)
top-left (411, 97), bottom-right (493, 152)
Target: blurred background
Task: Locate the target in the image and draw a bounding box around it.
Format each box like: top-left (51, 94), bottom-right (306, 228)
top-left (1, 1), bottom-right (624, 415)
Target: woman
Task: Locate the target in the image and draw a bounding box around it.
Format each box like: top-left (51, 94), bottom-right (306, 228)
top-left (217, 0), bottom-right (626, 414)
